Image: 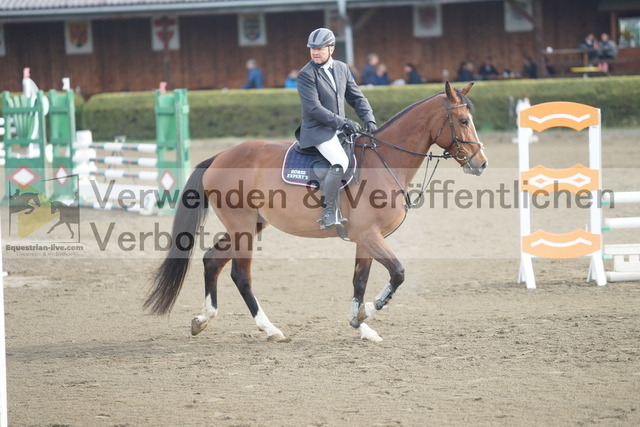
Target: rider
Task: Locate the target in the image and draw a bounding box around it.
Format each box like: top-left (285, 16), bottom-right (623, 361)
top-left (296, 28), bottom-right (377, 229)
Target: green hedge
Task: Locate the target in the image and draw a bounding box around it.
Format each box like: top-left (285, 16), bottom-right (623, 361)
top-left (75, 75), bottom-right (640, 141)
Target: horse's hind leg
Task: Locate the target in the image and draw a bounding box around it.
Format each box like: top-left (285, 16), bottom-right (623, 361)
top-left (65, 221), bottom-right (75, 239)
top-left (230, 248), bottom-right (286, 341)
top-left (191, 238), bottom-right (232, 335)
top-left (229, 225), bottom-right (285, 341)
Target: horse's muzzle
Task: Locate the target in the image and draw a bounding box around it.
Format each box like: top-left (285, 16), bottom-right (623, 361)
top-left (463, 159), bottom-right (487, 176)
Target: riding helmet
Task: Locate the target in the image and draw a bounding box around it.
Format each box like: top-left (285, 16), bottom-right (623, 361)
top-left (307, 28), bottom-right (336, 48)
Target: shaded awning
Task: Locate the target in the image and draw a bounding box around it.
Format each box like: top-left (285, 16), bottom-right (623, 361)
top-left (598, 0), bottom-right (640, 12)
top-left (0, 0), bottom-right (500, 22)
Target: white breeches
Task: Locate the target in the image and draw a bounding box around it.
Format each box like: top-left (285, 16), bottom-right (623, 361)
top-left (316, 132), bottom-right (349, 171)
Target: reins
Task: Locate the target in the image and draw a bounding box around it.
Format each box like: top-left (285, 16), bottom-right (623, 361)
top-left (354, 98), bottom-right (484, 211)
top-left (354, 134), bottom-right (446, 210)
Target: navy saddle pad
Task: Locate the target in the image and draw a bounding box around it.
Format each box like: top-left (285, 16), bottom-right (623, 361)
top-left (281, 141), bottom-right (356, 189)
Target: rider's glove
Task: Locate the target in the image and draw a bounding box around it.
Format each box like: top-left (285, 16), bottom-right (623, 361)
top-left (365, 121), bottom-right (377, 133)
top-left (341, 118), bottom-right (362, 135)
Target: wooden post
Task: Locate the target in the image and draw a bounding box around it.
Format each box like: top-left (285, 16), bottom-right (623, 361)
top-left (161, 16), bottom-right (172, 88)
top-left (532, 0), bottom-right (547, 77)
top-left (506, 0), bottom-right (547, 78)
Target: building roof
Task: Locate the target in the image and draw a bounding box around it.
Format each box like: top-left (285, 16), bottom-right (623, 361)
top-left (0, 0), bottom-right (494, 21)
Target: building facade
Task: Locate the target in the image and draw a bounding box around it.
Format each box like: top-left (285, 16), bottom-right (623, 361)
top-left (0, 0), bottom-right (638, 95)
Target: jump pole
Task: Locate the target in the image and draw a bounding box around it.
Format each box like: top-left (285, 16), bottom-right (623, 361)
top-left (68, 87), bottom-right (190, 214)
top-left (601, 191), bottom-right (640, 281)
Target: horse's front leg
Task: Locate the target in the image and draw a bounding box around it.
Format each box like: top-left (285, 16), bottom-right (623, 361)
top-left (355, 233), bottom-right (405, 331)
top-left (47, 220), bottom-right (62, 234)
top-left (350, 244), bottom-right (382, 341)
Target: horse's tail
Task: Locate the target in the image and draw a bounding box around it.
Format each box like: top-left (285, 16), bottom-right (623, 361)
top-left (144, 156), bottom-right (216, 315)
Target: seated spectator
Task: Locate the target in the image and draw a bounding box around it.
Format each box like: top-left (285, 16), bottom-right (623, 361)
top-left (523, 55), bottom-right (538, 78)
top-left (457, 61), bottom-right (476, 82)
top-left (596, 33), bottom-right (618, 73)
top-left (284, 69), bottom-right (298, 89)
top-left (404, 63), bottom-right (425, 84)
top-left (478, 56), bottom-right (499, 80)
top-left (372, 63), bottom-right (390, 85)
top-left (361, 53), bottom-right (379, 86)
top-left (577, 32), bottom-right (599, 62)
top-left (544, 55), bottom-right (556, 76)
top-left (598, 32), bottom-right (617, 59)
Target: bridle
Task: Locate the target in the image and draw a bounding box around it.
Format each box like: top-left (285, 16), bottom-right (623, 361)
top-left (438, 97), bottom-right (485, 168)
top-left (354, 96), bottom-right (485, 211)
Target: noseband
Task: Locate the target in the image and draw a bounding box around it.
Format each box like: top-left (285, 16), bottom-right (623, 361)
top-left (436, 98), bottom-right (485, 168)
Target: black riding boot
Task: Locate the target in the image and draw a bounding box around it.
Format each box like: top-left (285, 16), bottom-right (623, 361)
top-left (319, 165), bottom-right (347, 230)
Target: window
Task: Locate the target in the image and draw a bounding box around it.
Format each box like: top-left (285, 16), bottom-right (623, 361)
top-left (619, 17), bottom-right (640, 47)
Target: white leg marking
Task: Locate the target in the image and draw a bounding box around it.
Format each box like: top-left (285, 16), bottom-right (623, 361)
top-left (364, 302), bottom-right (376, 318)
top-left (254, 301), bottom-right (286, 342)
top-left (359, 322), bottom-right (383, 342)
top-left (191, 294), bottom-right (217, 336)
top-left (358, 282), bottom-right (393, 322)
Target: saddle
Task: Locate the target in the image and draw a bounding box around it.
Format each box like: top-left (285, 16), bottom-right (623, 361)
top-left (281, 136), bottom-right (357, 189)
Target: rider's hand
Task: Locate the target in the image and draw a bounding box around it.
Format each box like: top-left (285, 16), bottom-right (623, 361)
top-left (342, 118), bottom-right (361, 135)
top-left (365, 121), bottom-right (377, 133)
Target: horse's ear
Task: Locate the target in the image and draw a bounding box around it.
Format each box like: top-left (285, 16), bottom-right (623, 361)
top-left (445, 81), bottom-right (460, 104)
top-left (460, 82), bottom-right (474, 96)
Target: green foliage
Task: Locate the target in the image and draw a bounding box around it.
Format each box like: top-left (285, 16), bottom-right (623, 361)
top-left (81, 92), bottom-right (155, 141)
top-left (76, 76), bottom-right (640, 141)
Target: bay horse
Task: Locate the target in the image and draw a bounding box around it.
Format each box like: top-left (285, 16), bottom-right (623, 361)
top-left (144, 82), bottom-right (487, 342)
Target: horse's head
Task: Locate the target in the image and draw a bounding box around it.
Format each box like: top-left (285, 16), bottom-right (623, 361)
top-left (432, 81), bottom-right (487, 176)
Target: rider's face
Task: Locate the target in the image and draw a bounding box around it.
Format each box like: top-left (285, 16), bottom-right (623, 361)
top-left (310, 46), bottom-right (334, 64)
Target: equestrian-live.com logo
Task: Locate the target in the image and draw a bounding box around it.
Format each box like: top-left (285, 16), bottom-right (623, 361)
top-left (8, 176), bottom-right (80, 243)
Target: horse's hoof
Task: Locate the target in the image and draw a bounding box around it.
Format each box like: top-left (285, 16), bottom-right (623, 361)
top-left (191, 316), bottom-right (210, 336)
top-left (356, 302), bottom-right (376, 322)
top-left (267, 331), bottom-right (288, 342)
top-left (359, 322), bottom-right (383, 342)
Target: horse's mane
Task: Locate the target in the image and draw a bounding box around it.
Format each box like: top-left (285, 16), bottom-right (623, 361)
top-left (375, 89), bottom-right (475, 133)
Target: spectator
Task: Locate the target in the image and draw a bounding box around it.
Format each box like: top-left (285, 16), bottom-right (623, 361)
top-left (242, 58), bottom-right (264, 89)
top-left (544, 55), bottom-right (556, 76)
top-left (404, 63), bottom-right (425, 84)
top-left (596, 33), bottom-right (618, 73)
top-left (361, 53), bottom-right (379, 86)
top-left (478, 56), bottom-right (499, 80)
top-left (284, 69), bottom-right (298, 89)
top-left (523, 55), bottom-right (538, 78)
top-left (598, 32), bottom-right (617, 59)
top-left (577, 32), bottom-right (599, 62)
top-left (372, 63), bottom-right (390, 85)
top-left (456, 61), bottom-right (476, 82)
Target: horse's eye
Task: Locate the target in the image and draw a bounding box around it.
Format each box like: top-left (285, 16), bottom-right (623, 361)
top-left (460, 119), bottom-right (469, 126)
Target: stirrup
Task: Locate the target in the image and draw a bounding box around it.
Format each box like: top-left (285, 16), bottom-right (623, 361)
top-left (318, 208), bottom-right (347, 230)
